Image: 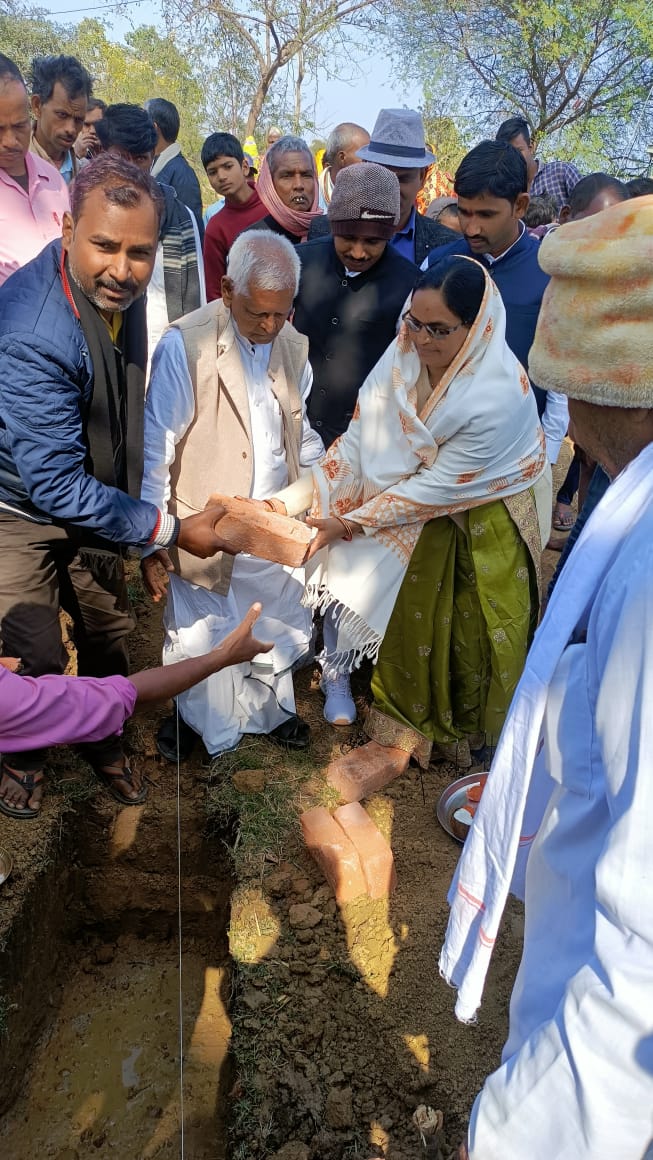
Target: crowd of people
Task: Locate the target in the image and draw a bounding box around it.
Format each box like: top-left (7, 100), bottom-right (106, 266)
top-left (1, 47), bottom-right (653, 1159)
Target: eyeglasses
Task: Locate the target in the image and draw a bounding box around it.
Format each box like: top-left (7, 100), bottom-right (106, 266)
top-left (402, 311), bottom-right (465, 340)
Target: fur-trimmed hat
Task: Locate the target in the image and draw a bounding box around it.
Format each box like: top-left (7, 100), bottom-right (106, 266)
top-left (327, 162), bottom-right (400, 239)
top-left (530, 195), bottom-right (653, 407)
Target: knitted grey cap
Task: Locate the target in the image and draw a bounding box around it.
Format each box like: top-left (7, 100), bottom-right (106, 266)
top-left (327, 162), bottom-right (400, 238)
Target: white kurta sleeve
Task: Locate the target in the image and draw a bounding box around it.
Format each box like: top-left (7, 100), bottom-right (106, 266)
top-left (540, 389), bottom-right (568, 463)
top-left (469, 549), bottom-right (653, 1160)
top-left (298, 361), bottom-right (325, 467)
top-left (141, 328), bottom-right (195, 553)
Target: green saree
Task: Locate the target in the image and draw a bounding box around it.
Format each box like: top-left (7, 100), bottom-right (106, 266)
top-left (366, 497), bottom-right (539, 767)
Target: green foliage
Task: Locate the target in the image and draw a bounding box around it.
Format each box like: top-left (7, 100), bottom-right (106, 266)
top-left (70, 21), bottom-right (206, 176)
top-left (422, 114), bottom-right (467, 176)
top-left (1, 4), bottom-right (210, 185)
top-left (0, 1), bottom-right (68, 74)
top-left (390, 0), bottom-right (653, 172)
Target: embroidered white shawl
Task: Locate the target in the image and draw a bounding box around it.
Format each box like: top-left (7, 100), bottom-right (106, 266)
top-left (439, 441), bottom-right (653, 1023)
top-left (304, 263), bottom-right (547, 667)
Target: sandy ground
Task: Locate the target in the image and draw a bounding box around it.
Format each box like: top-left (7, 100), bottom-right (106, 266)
top-left (0, 943), bottom-right (230, 1160)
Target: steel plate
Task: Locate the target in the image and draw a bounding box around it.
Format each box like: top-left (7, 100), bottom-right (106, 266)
top-left (0, 846), bottom-right (13, 885)
top-left (436, 773), bottom-right (488, 844)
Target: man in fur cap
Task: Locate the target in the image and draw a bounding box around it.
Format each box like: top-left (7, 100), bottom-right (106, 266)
top-left (442, 195), bottom-right (653, 1159)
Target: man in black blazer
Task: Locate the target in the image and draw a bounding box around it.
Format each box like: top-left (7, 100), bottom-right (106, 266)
top-left (309, 107), bottom-right (455, 264)
top-left (294, 162), bottom-right (418, 449)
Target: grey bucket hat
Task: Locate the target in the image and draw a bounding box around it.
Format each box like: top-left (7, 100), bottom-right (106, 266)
top-left (356, 108), bottom-right (436, 168)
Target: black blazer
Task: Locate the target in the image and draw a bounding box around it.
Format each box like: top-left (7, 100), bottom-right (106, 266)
top-left (293, 238), bottom-right (418, 447)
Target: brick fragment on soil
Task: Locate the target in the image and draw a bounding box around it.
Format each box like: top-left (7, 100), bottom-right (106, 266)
top-left (231, 768), bottom-right (266, 793)
top-left (325, 739), bottom-right (410, 803)
top-left (205, 492), bottom-right (312, 566)
top-left (288, 902), bottom-right (323, 929)
top-left (300, 806), bottom-right (367, 903)
top-left (325, 1084), bottom-right (354, 1128)
top-left (333, 802), bottom-right (397, 899)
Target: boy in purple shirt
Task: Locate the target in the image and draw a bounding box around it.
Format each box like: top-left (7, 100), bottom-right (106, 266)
top-left (0, 603), bottom-right (270, 818)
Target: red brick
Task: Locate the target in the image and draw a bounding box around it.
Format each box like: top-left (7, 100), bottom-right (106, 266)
top-left (206, 493), bottom-right (313, 566)
top-left (326, 740), bottom-right (410, 803)
top-left (333, 802), bottom-right (397, 899)
top-left (300, 806), bottom-right (367, 904)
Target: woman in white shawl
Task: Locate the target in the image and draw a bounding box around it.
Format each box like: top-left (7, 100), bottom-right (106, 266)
top-left (273, 256), bottom-right (551, 765)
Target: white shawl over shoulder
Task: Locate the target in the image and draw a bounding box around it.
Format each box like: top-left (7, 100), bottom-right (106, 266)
top-left (440, 441), bottom-right (653, 1023)
top-left (305, 265), bottom-right (547, 667)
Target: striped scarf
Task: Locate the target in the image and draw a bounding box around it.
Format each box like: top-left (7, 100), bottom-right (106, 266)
top-left (159, 182), bottom-right (202, 322)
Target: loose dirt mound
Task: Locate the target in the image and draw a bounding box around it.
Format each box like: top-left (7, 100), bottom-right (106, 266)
top-left (216, 671), bottom-right (525, 1160)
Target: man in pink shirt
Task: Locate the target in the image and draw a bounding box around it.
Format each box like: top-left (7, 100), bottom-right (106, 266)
top-left (0, 53), bottom-right (69, 287)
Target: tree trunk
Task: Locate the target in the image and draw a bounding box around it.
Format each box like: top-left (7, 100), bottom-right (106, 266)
top-left (293, 48), bottom-right (305, 132)
top-left (245, 64), bottom-right (280, 137)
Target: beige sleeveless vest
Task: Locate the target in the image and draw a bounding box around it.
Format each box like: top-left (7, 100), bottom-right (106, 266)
top-left (167, 299), bottom-right (308, 595)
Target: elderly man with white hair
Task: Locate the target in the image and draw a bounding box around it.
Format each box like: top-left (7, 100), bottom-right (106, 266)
top-left (141, 230), bottom-right (324, 761)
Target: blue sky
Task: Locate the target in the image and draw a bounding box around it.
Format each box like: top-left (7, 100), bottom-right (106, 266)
top-left (43, 0), bottom-right (423, 135)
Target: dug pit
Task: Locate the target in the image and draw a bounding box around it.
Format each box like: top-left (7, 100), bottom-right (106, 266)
top-left (0, 746), bottom-right (233, 1160)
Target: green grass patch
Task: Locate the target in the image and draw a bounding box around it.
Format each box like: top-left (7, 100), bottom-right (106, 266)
top-left (205, 737), bottom-right (313, 872)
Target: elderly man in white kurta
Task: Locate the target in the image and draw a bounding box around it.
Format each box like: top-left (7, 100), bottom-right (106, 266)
top-left (441, 197), bottom-right (653, 1159)
top-left (141, 230), bottom-right (323, 759)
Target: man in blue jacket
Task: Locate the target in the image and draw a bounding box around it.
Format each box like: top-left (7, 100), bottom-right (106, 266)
top-left (423, 140), bottom-right (568, 465)
top-left (0, 153), bottom-right (229, 818)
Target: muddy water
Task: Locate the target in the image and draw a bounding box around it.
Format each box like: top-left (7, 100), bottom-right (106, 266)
top-left (0, 939), bottom-right (230, 1160)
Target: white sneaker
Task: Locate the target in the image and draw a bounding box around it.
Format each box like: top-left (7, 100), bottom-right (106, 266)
top-left (320, 672), bottom-right (357, 725)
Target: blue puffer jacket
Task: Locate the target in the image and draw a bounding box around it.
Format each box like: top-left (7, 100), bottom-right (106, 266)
top-left (0, 240), bottom-right (159, 547)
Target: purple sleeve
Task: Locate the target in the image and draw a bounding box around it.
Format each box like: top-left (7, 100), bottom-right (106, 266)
top-left (0, 668), bottom-right (138, 752)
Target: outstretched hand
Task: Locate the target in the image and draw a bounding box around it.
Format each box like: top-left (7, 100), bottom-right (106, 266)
top-left (129, 603), bottom-right (272, 706)
top-left (217, 602), bottom-right (273, 667)
top-left (141, 550), bottom-right (174, 602)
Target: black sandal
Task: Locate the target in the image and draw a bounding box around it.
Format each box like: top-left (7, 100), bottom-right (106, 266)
top-left (90, 756), bottom-right (148, 806)
top-left (156, 713), bottom-right (198, 764)
top-left (0, 761), bottom-right (44, 819)
top-left (268, 714), bottom-right (311, 751)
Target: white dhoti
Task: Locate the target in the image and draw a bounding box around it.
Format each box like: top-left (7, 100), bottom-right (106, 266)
top-left (163, 559), bottom-right (312, 754)
top-left (142, 322), bottom-right (324, 757)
